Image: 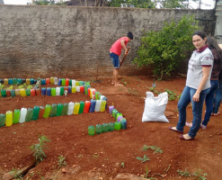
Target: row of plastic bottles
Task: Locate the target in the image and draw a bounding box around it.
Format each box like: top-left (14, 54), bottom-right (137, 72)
top-left (88, 120), bottom-right (127, 136)
top-left (0, 78), bottom-right (90, 87)
top-left (0, 100), bottom-right (107, 127)
top-left (109, 106), bottom-right (126, 122)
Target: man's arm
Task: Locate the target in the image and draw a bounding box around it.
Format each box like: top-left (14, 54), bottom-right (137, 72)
top-left (120, 39), bottom-right (127, 54)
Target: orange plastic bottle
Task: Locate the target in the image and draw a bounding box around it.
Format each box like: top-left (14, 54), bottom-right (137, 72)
top-left (83, 101), bottom-right (91, 113)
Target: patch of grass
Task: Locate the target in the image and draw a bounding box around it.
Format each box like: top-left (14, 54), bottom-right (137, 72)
top-left (141, 145), bottom-right (163, 154)
top-left (128, 88), bottom-right (140, 96)
top-left (136, 155), bottom-right (150, 163)
top-left (58, 155), bottom-right (67, 168)
top-left (148, 87), bottom-right (160, 94)
top-left (30, 135), bottom-right (51, 164)
top-left (177, 169), bottom-right (191, 177)
top-left (193, 169), bottom-right (207, 180)
top-left (165, 89), bottom-right (177, 101)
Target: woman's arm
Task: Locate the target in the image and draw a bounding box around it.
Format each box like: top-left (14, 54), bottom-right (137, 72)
top-left (193, 67), bottom-right (211, 102)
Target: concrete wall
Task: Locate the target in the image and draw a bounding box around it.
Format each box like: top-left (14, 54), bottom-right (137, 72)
top-left (0, 5), bottom-right (215, 79)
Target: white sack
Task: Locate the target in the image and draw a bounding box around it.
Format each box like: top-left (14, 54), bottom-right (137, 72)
top-left (142, 91), bottom-right (169, 123)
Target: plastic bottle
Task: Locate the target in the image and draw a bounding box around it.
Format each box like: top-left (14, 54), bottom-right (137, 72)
top-left (72, 80), bottom-right (76, 87)
top-left (17, 78), bottom-right (22, 85)
top-left (116, 113), bottom-right (123, 121)
top-left (102, 96), bottom-right (108, 109)
top-left (75, 81), bottom-right (79, 86)
top-left (89, 100), bottom-right (96, 113)
top-left (43, 105), bottom-right (52, 118)
top-left (88, 126), bottom-right (95, 136)
top-left (0, 114), bottom-right (6, 127)
top-left (5, 111), bottom-right (13, 126)
top-left (94, 100), bottom-right (101, 112)
top-left (114, 122), bottom-right (121, 130)
top-left (8, 79), bottom-right (13, 85)
top-left (41, 79), bottom-right (46, 85)
top-left (56, 87), bottom-right (60, 96)
top-left (117, 116), bottom-right (123, 122)
top-left (45, 78), bottom-right (49, 85)
top-left (60, 86), bottom-right (64, 95)
top-left (108, 122), bottom-right (115, 131)
top-left (78, 101), bottom-right (84, 114)
top-left (109, 106), bottom-right (114, 114)
top-left (79, 81), bottom-right (83, 86)
top-left (26, 78), bottom-right (30, 85)
top-left (15, 89), bottom-right (20, 96)
top-left (6, 90), bottom-right (11, 97)
top-left (80, 86), bottom-right (84, 93)
top-left (49, 77), bottom-right (53, 84)
top-left (54, 77), bottom-right (58, 85)
top-left (62, 103), bottom-right (68, 115)
top-left (67, 102), bottom-right (74, 115)
top-left (50, 104), bottom-right (57, 117)
top-left (100, 100), bottom-right (106, 112)
top-left (39, 106), bottom-right (45, 119)
top-left (41, 88), bottom-right (46, 96)
top-left (25, 108), bottom-right (33, 122)
top-left (10, 90), bottom-right (15, 97)
top-left (51, 88), bottom-right (56, 96)
top-left (62, 79), bottom-right (65, 86)
top-left (83, 101), bottom-right (91, 113)
top-left (71, 86), bottom-right (76, 93)
top-left (89, 88), bottom-right (95, 98)
top-left (65, 78), bottom-right (69, 86)
top-left (26, 89), bottom-right (31, 96)
top-left (32, 106), bottom-right (40, 120)
top-left (58, 79), bottom-right (62, 86)
top-left (4, 78), bottom-right (8, 85)
top-left (36, 89), bottom-right (41, 95)
top-left (68, 86), bottom-right (72, 94)
top-left (73, 102), bottom-right (80, 115)
top-left (20, 89), bottom-right (26, 97)
top-left (46, 88), bottom-right (51, 96)
top-left (21, 78), bottom-right (26, 84)
top-left (88, 88), bottom-right (91, 97)
top-left (30, 89), bottom-right (35, 96)
top-left (19, 108), bottom-right (27, 123)
top-left (30, 78), bottom-right (34, 85)
top-left (56, 103), bottom-right (63, 116)
top-left (120, 119), bottom-right (127, 129)
top-left (13, 78), bottom-right (17, 85)
top-left (1, 89), bottom-right (6, 97)
top-left (85, 85), bottom-right (90, 95)
top-left (96, 124), bottom-right (102, 134)
top-left (13, 109), bottom-right (20, 124)
top-left (112, 109), bottom-right (118, 118)
top-left (76, 86), bottom-right (80, 92)
top-left (102, 123), bottom-right (108, 133)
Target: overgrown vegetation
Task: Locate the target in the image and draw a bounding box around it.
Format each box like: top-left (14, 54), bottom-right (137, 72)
top-left (30, 135), bottom-right (51, 164)
top-left (134, 15), bottom-right (200, 80)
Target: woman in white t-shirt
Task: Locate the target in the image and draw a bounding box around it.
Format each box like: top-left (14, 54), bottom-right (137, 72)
top-left (169, 31), bottom-right (213, 140)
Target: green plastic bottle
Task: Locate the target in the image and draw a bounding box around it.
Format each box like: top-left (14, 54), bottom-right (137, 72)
top-left (1, 89), bottom-right (7, 97)
top-left (32, 106), bottom-right (40, 120)
top-left (62, 103), bottom-right (68, 115)
top-left (56, 103), bottom-right (63, 116)
top-left (62, 79), bottom-right (65, 86)
top-left (50, 104), bottom-right (57, 117)
top-left (26, 89), bottom-right (31, 96)
top-left (60, 86), bottom-right (64, 96)
top-left (13, 78), bottom-right (17, 85)
top-left (102, 123), bottom-right (108, 132)
top-left (51, 88), bottom-right (56, 96)
top-left (5, 111), bottom-right (13, 126)
top-left (69, 79), bottom-right (72, 86)
top-left (25, 108), bottom-right (33, 122)
top-left (116, 113), bottom-right (123, 121)
top-left (13, 109), bottom-right (20, 124)
top-left (121, 119), bottom-right (127, 129)
top-left (0, 114), bottom-right (6, 127)
top-left (88, 126), bottom-right (95, 136)
top-left (78, 101), bottom-right (85, 114)
top-left (108, 122), bottom-right (115, 131)
top-left (112, 109), bottom-right (118, 118)
top-left (10, 90), bottom-right (16, 97)
top-left (96, 124), bottom-right (102, 134)
top-left (114, 122), bottom-right (121, 130)
top-left (43, 105), bottom-right (52, 118)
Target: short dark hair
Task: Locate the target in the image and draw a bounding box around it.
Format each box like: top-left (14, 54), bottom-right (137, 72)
top-left (192, 31), bottom-right (206, 40)
top-left (127, 32), bottom-right (133, 40)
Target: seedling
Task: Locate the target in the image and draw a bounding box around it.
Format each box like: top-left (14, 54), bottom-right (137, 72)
top-left (193, 169), bottom-right (207, 180)
top-left (30, 135), bottom-right (51, 164)
top-left (141, 145), bottom-right (163, 154)
top-left (165, 89), bottom-right (176, 101)
top-left (136, 155), bottom-right (150, 163)
top-left (177, 169), bottom-right (191, 177)
top-left (121, 162), bottom-right (125, 168)
top-left (58, 155), bottom-right (67, 168)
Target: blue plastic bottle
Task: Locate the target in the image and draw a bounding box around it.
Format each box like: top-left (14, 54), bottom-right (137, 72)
top-left (58, 79), bottom-right (62, 86)
top-left (41, 79), bottom-right (46, 85)
top-left (41, 88), bottom-right (46, 95)
top-left (89, 100), bottom-right (96, 113)
top-left (47, 88), bottom-right (51, 96)
top-left (68, 86), bottom-right (72, 94)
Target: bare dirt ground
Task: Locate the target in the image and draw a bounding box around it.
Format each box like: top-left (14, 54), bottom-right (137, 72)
top-left (0, 76), bottom-right (222, 180)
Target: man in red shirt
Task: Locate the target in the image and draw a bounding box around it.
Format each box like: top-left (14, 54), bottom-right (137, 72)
top-left (109, 32), bottom-right (133, 86)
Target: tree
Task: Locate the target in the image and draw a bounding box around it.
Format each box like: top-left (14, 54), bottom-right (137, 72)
top-left (109, 0), bottom-right (155, 8)
top-left (33, 0), bottom-right (65, 5)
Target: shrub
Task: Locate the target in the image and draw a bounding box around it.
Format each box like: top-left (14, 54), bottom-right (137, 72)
top-left (134, 15), bottom-right (200, 80)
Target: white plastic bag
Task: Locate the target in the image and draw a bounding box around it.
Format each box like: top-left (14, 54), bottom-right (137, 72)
top-left (142, 91), bottom-right (169, 123)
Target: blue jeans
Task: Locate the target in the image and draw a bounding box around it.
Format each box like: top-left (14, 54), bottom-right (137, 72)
top-left (213, 81), bottom-right (222, 114)
top-left (110, 52), bottom-right (120, 69)
top-left (202, 80), bottom-right (219, 126)
top-left (176, 86), bottom-right (210, 138)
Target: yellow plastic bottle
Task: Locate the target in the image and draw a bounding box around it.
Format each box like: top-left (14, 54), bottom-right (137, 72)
top-left (50, 77), bottom-right (54, 84)
top-left (20, 89), bottom-right (26, 97)
top-left (73, 102), bottom-right (80, 114)
top-left (71, 86), bottom-right (76, 93)
top-left (75, 81), bottom-right (79, 86)
top-left (5, 111), bottom-right (13, 126)
top-left (4, 78), bottom-right (8, 85)
top-left (100, 100), bottom-right (106, 112)
top-left (26, 78), bottom-right (30, 85)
